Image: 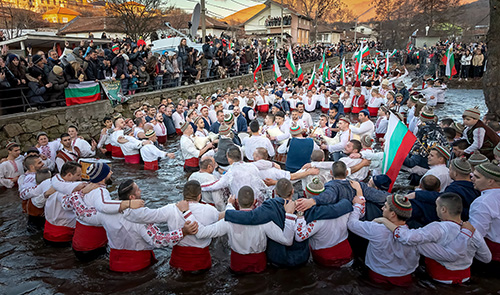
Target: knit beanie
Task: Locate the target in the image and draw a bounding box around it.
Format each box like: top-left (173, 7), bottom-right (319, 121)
top-left (290, 123), bottom-right (302, 136)
top-left (450, 157), bottom-right (472, 175)
top-left (123, 126), bottom-right (133, 135)
top-left (112, 44), bottom-right (119, 52)
top-left (36, 131), bottom-right (48, 140)
top-left (145, 130), bottom-right (156, 138)
top-left (420, 108), bottom-right (436, 122)
top-left (224, 113), bottom-right (234, 125)
top-left (219, 124), bottom-right (231, 136)
top-left (6, 141), bottom-right (19, 150)
top-left (193, 116), bottom-right (202, 125)
top-left (339, 116), bottom-right (351, 125)
top-left (32, 54), bottom-right (42, 65)
top-left (494, 142), bottom-right (500, 158)
top-left (469, 151), bottom-right (489, 166)
top-left (373, 174), bottom-right (391, 191)
top-left (387, 194), bottom-right (412, 219)
top-left (52, 65), bottom-right (63, 75)
top-left (463, 106), bottom-right (481, 120)
top-left (87, 162), bottom-right (111, 183)
top-left (360, 134), bottom-right (374, 148)
top-left (305, 177), bottom-right (325, 198)
top-left (476, 163), bottom-right (500, 182)
top-left (180, 122), bottom-right (190, 133)
top-left (410, 95), bottom-right (419, 103)
top-left (434, 145), bottom-right (451, 161)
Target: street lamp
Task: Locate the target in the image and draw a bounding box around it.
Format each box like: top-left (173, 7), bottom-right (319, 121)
top-left (425, 25), bottom-right (430, 36)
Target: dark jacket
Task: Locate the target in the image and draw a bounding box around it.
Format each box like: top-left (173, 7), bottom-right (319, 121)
top-left (409, 191), bottom-right (440, 228)
top-left (47, 71), bottom-right (68, 101)
top-left (314, 179), bottom-right (390, 207)
top-left (444, 180), bottom-right (480, 221)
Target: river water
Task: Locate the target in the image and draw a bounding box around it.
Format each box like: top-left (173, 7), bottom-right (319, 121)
top-left (0, 89), bottom-right (497, 294)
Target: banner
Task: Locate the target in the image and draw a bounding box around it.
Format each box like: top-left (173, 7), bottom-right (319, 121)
top-left (100, 80), bottom-right (130, 108)
top-left (65, 81), bottom-right (101, 106)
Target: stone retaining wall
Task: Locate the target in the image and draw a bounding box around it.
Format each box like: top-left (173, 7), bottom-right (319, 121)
top-left (0, 57), bottom-right (341, 158)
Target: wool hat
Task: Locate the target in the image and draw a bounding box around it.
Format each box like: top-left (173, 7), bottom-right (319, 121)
top-left (193, 116), bottom-right (202, 125)
top-left (387, 194), bottom-right (412, 219)
top-left (359, 109), bottom-right (370, 117)
top-left (372, 174), bottom-right (392, 191)
top-left (186, 109), bottom-right (195, 118)
top-left (434, 145), bottom-right (451, 160)
top-left (360, 134), bottom-right (374, 147)
top-left (354, 81), bottom-right (361, 87)
top-left (354, 87), bottom-right (362, 92)
top-left (32, 54), bottom-right (43, 65)
top-left (410, 95), bottom-right (419, 103)
top-left (381, 79), bottom-right (390, 86)
top-left (420, 108), bottom-right (436, 122)
top-left (36, 131), bottom-right (48, 140)
top-left (123, 126), bottom-right (133, 135)
top-left (468, 151), bottom-right (489, 166)
top-left (5, 141), bottom-right (19, 150)
top-left (26, 147), bottom-right (40, 154)
top-left (87, 162), bottom-right (111, 183)
top-left (463, 106), bottom-right (481, 120)
top-left (339, 116), bottom-right (351, 124)
top-left (451, 122), bottom-right (465, 135)
top-left (180, 122), bottom-right (190, 133)
top-left (200, 105), bottom-right (209, 111)
top-left (145, 129), bottom-right (156, 138)
top-left (305, 177), bottom-right (325, 197)
top-left (112, 44), bottom-right (120, 52)
top-left (494, 142), bottom-right (500, 158)
top-left (450, 157), bottom-right (472, 174)
top-left (219, 124), bottom-right (231, 136)
top-left (52, 65), bottom-right (63, 75)
top-left (330, 93), bottom-right (340, 101)
top-left (476, 163), bottom-right (500, 182)
top-left (290, 123), bottom-right (302, 136)
top-left (224, 113), bottom-right (234, 124)
top-left (380, 105), bottom-right (389, 113)
top-left (395, 81), bottom-right (405, 89)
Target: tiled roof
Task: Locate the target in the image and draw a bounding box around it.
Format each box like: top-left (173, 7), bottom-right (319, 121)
top-left (44, 7), bottom-right (81, 16)
top-left (222, 4), bottom-right (266, 25)
top-left (58, 17), bottom-right (122, 34)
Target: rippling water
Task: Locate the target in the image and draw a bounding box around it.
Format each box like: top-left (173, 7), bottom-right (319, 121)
top-left (1, 89), bottom-right (497, 294)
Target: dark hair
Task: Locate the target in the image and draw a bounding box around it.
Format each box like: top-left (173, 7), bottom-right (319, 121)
top-left (330, 106), bottom-right (339, 112)
top-left (254, 147), bottom-right (269, 160)
top-left (103, 116), bottom-right (112, 123)
top-left (249, 120), bottom-right (260, 133)
top-left (216, 110), bottom-right (224, 116)
top-left (68, 125), bottom-right (78, 132)
top-left (443, 127), bottom-right (456, 140)
top-left (183, 180), bottom-right (201, 201)
top-left (199, 157), bottom-right (213, 169)
top-left (440, 118), bottom-right (454, 127)
top-left (36, 168), bottom-right (51, 185)
top-left (24, 155), bottom-right (39, 170)
top-left (332, 161), bottom-right (347, 178)
top-left (226, 146), bottom-right (242, 162)
top-left (60, 132), bottom-right (70, 139)
top-left (275, 111), bottom-right (285, 118)
top-left (437, 192), bottom-right (463, 217)
top-left (118, 179), bottom-right (136, 200)
top-left (266, 114), bottom-right (275, 122)
top-left (237, 186), bottom-right (254, 208)
top-left (311, 150), bottom-right (325, 161)
top-left (350, 139), bottom-right (362, 153)
top-left (421, 175), bottom-right (441, 192)
top-left (60, 161), bottom-right (82, 177)
top-left (275, 178), bottom-right (293, 198)
top-left (134, 117), bottom-right (143, 126)
top-left (452, 139), bottom-right (469, 150)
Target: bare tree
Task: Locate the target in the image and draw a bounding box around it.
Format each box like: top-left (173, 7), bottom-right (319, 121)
top-left (0, 1), bottom-right (45, 39)
top-left (483, 0), bottom-right (499, 119)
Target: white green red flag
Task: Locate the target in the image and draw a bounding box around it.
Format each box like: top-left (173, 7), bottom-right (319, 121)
top-left (442, 44), bottom-right (457, 79)
top-left (384, 51), bottom-right (390, 74)
top-left (340, 57), bottom-right (346, 86)
top-left (285, 47), bottom-right (296, 75)
top-left (297, 64), bottom-right (304, 82)
top-left (360, 45), bottom-right (370, 58)
top-left (308, 66), bottom-right (316, 90)
top-left (390, 49), bottom-right (397, 57)
top-left (382, 113), bottom-right (417, 192)
top-left (253, 50), bottom-right (262, 82)
top-left (371, 57), bottom-right (379, 80)
top-left (322, 61), bottom-right (329, 83)
top-left (354, 48), bottom-right (363, 81)
top-left (273, 53), bottom-right (282, 83)
top-left (318, 52), bottom-right (326, 73)
top-left (65, 81), bottom-right (101, 106)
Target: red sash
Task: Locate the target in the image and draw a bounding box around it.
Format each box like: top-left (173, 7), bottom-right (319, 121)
top-left (375, 133), bottom-right (385, 140)
top-left (367, 107), bottom-right (379, 117)
top-left (321, 107), bottom-right (329, 113)
top-left (124, 154), bottom-right (141, 164)
top-left (257, 104), bottom-right (269, 113)
top-left (184, 157), bottom-right (199, 169)
top-left (157, 135), bottom-right (167, 144)
top-left (485, 238), bottom-right (500, 262)
top-left (169, 245), bottom-right (211, 272)
top-left (351, 106), bottom-right (363, 114)
top-left (176, 129), bottom-right (183, 135)
top-left (22, 199), bottom-right (28, 213)
top-left (424, 257), bottom-right (470, 284)
top-left (344, 107), bottom-right (351, 114)
top-left (109, 248), bottom-right (157, 272)
top-left (368, 269), bottom-right (413, 287)
top-left (72, 221), bottom-right (108, 252)
top-left (105, 144), bottom-right (112, 152)
top-left (144, 160), bottom-right (159, 170)
top-left (111, 145), bottom-right (124, 159)
top-left (27, 199), bottom-right (44, 217)
top-left (310, 238), bottom-right (353, 267)
top-left (230, 250), bottom-right (267, 273)
top-left (43, 220), bottom-right (74, 242)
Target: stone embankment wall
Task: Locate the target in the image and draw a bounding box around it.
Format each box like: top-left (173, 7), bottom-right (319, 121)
top-left (0, 57), bottom-right (340, 157)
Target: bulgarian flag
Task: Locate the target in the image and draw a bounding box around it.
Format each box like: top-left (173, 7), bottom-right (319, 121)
top-left (273, 53), bottom-right (282, 83)
top-left (285, 47), bottom-right (296, 75)
top-left (308, 66), bottom-right (316, 90)
top-left (65, 81), bottom-right (101, 106)
top-left (384, 51), bottom-right (390, 74)
top-left (318, 52), bottom-right (326, 73)
top-left (354, 49), bottom-right (363, 81)
top-left (442, 44), bottom-right (457, 79)
top-left (390, 49), bottom-right (398, 57)
top-left (253, 50), bottom-right (262, 82)
top-left (360, 45), bottom-right (370, 58)
top-left (297, 64), bottom-right (304, 81)
top-left (322, 61), bottom-right (329, 83)
top-left (382, 113), bottom-right (417, 192)
top-left (340, 57), bottom-right (346, 86)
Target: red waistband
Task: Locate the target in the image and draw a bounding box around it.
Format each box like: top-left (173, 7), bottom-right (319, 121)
top-left (485, 238), bottom-right (500, 262)
top-left (170, 245), bottom-right (211, 272)
top-left (144, 160), bottom-right (159, 170)
top-left (367, 107), bottom-right (379, 117)
top-left (343, 107), bottom-right (351, 113)
top-left (105, 144), bottom-right (113, 152)
top-left (368, 270), bottom-right (413, 287)
top-left (184, 157), bottom-right (199, 168)
top-left (157, 135), bottom-right (167, 144)
top-left (124, 154), bottom-right (141, 164)
top-left (257, 105), bottom-right (269, 113)
top-left (230, 250), bottom-right (267, 273)
top-left (109, 248), bottom-right (157, 272)
top-left (72, 221), bottom-right (108, 252)
top-left (424, 257), bottom-right (470, 284)
top-left (310, 238), bottom-right (353, 267)
top-left (111, 145), bottom-right (124, 159)
top-left (27, 199), bottom-right (45, 217)
top-left (43, 220), bottom-right (75, 242)
top-left (351, 107), bottom-right (363, 114)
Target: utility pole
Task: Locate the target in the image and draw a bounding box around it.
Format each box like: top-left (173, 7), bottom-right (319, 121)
top-left (354, 6), bottom-right (374, 43)
top-left (201, 0), bottom-right (206, 41)
top-left (280, 0), bottom-right (284, 46)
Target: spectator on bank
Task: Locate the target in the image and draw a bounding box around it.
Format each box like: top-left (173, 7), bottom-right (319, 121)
top-left (26, 68), bottom-right (51, 107)
top-left (6, 54), bottom-right (26, 86)
top-left (47, 65), bottom-right (68, 106)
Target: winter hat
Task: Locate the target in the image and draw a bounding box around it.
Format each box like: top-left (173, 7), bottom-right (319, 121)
top-left (31, 54), bottom-right (43, 65)
top-left (112, 44), bottom-right (120, 52)
top-left (420, 108), bottom-right (436, 122)
top-left (219, 124), bottom-right (231, 136)
top-left (224, 113), bottom-right (234, 124)
top-left (386, 194), bottom-right (412, 219)
top-left (305, 177), bottom-right (325, 197)
top-left (290, 123), bottom-right (302, 136)
top-left (476, 163), bottom-right (500, 182)
top-left (330, 93), bottom-right (340, 101)
top-left (434, 145), bottom-right (451, 161)
top-left (6, 141), bottom-right (19, 150)
top-left (372, 174), bottom-right (392, 191)
top-left (87, 162), bottom-right (111, 183)
top-left (52, 65), bottom-right (63, 75)
top-left (180, 122), bottom-right (190, 133)
top-left (450, 157), bottom-right (472, 174)
top-left (339, 116), bottom-right (351, 125)
top-left (395, 81), bottom-right (405, 89)
top-left (463, 106), bottom-right (481, 120)
top-left (468, 151), bottom-right (489, 166)
top-left (36, 132), bottom-right (48, 140)
top-left (360, 134), bottom-right (374, 148)
top-left (123, 127), bottom-right (133, 135)
top-left (359, 109), bottom-right (370, 117)
top-left (451, 122), bottom-right (465, 135)
top-left (145, 130), bottom-right (156, 138)
top-left (494, 142), bottom-right (500, 158)
top-left (193, 116), bottom-right (202, 125)
top-left (410, 95), bottom-right (419, 103)
top-left (200, 105), bottom-right (209, 112)
top-left (26, 147), bottom-right (40, 154)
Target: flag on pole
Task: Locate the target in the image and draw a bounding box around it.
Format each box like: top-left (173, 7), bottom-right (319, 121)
top-left (308, 66), bottom-right (316, 90)
top-left (297, 64), bottom-right (304, 81)
top-left (390, 49), bottom-right (397, 57)
top-left (354, 49), bottom-right (363, 81)
top-left (384, 51), bottom-right (390, 74)
top-left (285, 47), bottom-right (296, 75)
top-left (442, 44), bottom-right (457, 79)
top-left (273, 53), bottom-right (282, 83)
top-left (372, 57), bottom-right (379, 80)
top-left (65, 81), bottom-right (101, 106)
top-left (340, 57), bottom-right (346, 86)
top-left (360, 45), bottom-right (370, 58)
top-left (322, 61), bottom-right (330, 83)
top-left (318, 52), bottom-right (326, 73)
top-left (381, 113), bottom-right (417, 192)
top-left (253, 50), bottom-right (262, 82)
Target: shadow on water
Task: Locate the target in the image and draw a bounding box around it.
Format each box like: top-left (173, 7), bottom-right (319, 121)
top-left (1, 89), bottom-right (499, 294)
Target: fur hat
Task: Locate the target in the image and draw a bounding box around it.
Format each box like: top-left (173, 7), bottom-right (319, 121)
top-left (468, 151), bottom-right (489, 166)
top-left (87, 162), bottom-right (111, 184)
top-left (463, 106), bottom-right (481, 120)
top-left (373, 174), bottom-right (391, 191)
top-left (360, 134), bottom-right (374, 147)
top-left (450, 157), bottom-right (472, 174)
top-left (305, 177), bottom-right (325, 197)
top-left (387, 194), bottom-right (412, 219)
top-left (476, 163), bottom-right (500, 182)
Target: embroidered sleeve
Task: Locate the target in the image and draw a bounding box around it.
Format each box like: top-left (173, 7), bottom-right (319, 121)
top-left (295, 218), bottom-right (317, 241)
top-left (144, 224), bottom-right (183, 248)
top-left (62, 191), bottom-right (97, 217)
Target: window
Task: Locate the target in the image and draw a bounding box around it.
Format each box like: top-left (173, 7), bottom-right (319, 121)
top-left (62, 17), bottom-right (68, 23)
top-left (52, 17), bottom-right (57, 22)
